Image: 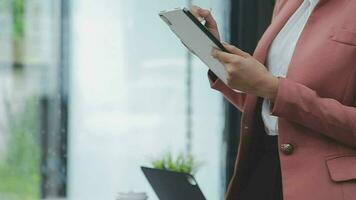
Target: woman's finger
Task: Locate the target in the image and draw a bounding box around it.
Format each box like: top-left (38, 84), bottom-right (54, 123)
top-left (191, 5), bottom-right (216, 25)
top-left (211, 48), bottom-right (243, 64)
top-left (198, 9), bottom-right (218, 28)
top-left (191, 5), bottom-right (204, 21)
top-left (222, 43), bottom-right (250, 58)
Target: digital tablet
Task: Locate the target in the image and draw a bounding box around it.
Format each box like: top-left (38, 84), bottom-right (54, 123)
top-left (159, 8), bottom-right (229, 84)
top-left (141, 167), bottom-right (206, 200)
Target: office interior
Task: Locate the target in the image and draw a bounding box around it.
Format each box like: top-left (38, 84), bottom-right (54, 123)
top-left (0, 0), bottom-right (275, 199)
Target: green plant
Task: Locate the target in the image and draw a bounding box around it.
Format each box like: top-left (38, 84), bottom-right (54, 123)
top-left (0, 0), bottom-right (26, 71)
top-left (0, 97), bottom-right (40, 200)
top-left (12, 0), bottom-right (25, 41)
top-left (0, 0), bottom-right (26, 41)
top-left (151, 152), bottom-right (200, 175)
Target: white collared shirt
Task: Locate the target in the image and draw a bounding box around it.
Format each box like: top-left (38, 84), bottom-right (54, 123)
top-left (262, 0), bottom-right (319, 136)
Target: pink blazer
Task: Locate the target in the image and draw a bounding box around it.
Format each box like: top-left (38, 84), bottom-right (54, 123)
top-left (209, 0), bottom-right (356, 199)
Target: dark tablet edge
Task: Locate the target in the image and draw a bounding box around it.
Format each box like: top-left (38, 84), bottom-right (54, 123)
top-left (182, 8), bottom-right (229, 53)
top-left (141, 166), bottom-right (192, 176)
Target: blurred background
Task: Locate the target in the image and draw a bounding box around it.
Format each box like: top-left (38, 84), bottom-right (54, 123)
top-left (0, 0), bottom-right (275, 199)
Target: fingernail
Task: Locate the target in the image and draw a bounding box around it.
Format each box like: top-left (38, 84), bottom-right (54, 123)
top-left (202, 9), bottom-right (210, 14)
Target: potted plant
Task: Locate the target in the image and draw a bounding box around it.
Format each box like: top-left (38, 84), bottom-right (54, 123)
top-left (151, 152), bottom-right (200, 175)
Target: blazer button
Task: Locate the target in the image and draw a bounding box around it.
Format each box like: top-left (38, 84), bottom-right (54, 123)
top-left (280, 143), bottom-right (294, 155)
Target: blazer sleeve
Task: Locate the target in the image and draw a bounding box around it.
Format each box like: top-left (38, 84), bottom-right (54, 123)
top-left (207, 70), bottom-right (246, 112)
top-left (207, 1), bottom-right (285, 112)
top-left (272, 0), bottom-right (288, 20)
top-left (271, 78), bottom-right (356, 148)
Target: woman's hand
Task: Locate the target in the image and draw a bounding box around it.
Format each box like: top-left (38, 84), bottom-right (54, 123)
top-left (212, 43), bottom-right (280, 102)
top-left (190, 5), bottom-right (221, 40)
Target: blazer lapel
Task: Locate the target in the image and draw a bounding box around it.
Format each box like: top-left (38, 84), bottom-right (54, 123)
top-left (227, 2), bottom-right (311, 199)
top-left (243, 0), bottom-right (304, 128)
top-left (253, 0), bottom-right (304, 64)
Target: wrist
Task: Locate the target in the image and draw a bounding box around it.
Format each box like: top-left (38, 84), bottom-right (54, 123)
top-left (258, 76), bottom-right (280, 102)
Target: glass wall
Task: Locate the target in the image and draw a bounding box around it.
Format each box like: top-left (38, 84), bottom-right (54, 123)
top-left (0, 0), bottom-right (229, 199)
top-left (0, 0), bottom-right (63, 199)
top-left (68, 0), bottom-right (228, 200)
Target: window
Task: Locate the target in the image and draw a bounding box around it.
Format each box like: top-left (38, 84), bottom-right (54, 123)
top-left (0, 0), bottom-right (65, 199)
top-left (0, 0), bottom-right (230, 199)
top-left (69, 0), bottom-right (228, 199)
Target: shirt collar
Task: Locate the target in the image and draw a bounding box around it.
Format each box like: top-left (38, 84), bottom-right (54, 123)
top-left (308, 0), bottom-right (319, 7)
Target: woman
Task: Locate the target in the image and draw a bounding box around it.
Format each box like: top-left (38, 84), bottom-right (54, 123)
top-left (192, 1), bottom-right (356, 200)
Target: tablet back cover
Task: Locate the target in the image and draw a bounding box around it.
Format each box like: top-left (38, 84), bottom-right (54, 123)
top-left (142, 167), bottom-right (206, 200)
top-left (159, 8), bottom-right (228, 84)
